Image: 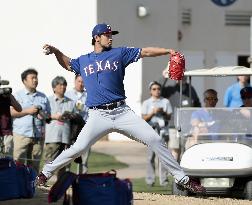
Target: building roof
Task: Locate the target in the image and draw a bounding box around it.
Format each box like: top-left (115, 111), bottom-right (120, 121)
top-left (184, 66), bottom-right (252, 77)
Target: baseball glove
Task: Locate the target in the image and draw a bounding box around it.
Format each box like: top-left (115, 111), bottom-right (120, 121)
top-left (163, 52), bottom-right (185, 80)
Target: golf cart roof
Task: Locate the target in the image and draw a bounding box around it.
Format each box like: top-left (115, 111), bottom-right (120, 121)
top-left (184, 66), bottom-right (252, 77)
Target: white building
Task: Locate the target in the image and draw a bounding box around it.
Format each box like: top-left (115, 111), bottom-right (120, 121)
top-left (98, 0), bottom-right (252, 105)
top-left (0, 0), bottom-right (251, 139)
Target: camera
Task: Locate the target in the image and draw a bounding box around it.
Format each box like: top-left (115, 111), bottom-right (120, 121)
top-left (0, 79), bottom-right (12, 96)
top-left (61, 111), bottom-right (76, 121)
top-left (35, 105), bottom-right (51, 123)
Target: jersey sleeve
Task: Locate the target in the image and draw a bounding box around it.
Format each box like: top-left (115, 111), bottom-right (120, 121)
top-left (45, 97), bottom-right (51, 115)
top-left (69, 99), bottom-right (75, 112)
top-left (165, 99), bottom-right (173, 114)
top-left (13, 92), bottom-right (20, 102)
top-left (70, 57), bottom-right (81, 75)
top-left (191, 111), bottom-right (201, 122)
top-left (141, 100), bottom-right (148, 115)
top-left (223, 87), bottom-right (231, 107)
top-left (121, 47), bottom-right (141, 67)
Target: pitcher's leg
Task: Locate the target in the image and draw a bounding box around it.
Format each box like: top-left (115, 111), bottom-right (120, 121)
top-left (42, 110), bottom-right (112, 179)
top-left (115, 110), bottom-right (186, 182)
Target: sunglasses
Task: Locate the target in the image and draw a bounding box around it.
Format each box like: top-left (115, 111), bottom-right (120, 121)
top-left (151, 87), bottom-right (161, 91)
top-left (205, 97), bottom-right (218, 101)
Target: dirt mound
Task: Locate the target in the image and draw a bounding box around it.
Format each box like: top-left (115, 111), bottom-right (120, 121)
top-left (1, 188), bottom-right (251, 205)
top-left (134, 192), bottom-right (251, 205)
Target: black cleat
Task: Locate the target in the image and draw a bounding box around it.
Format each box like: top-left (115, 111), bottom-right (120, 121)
top-left (176, 177), bottom-right (206, 194)
top-left (35, 172), bottom-right (48, 187)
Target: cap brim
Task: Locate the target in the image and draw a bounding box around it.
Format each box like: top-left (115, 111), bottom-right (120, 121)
top-left (93, 30), bottom-right (119, 37)
top-left (112, 31), bottom-right (119, 35)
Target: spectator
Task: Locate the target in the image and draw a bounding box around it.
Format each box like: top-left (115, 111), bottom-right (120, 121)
top-left (240, 87), bottom-right (252, 108)
top-left (239, 87), bottom-right (252, 138)
top-left (44, 76), bottom-right (75, 178)
top-left (10, 68), bottom-right (50, 173)
top-left (65, 75), bottom-right (89, 174)
top-left (189, 89), bottom-right (219, 147)
top-left (0, 93), bottom-right (22, 156)
top-left (224, 75), bottom-right (250, 107)
top-left (142, 81), bottom-right (172, 187)
top-left (239, 87), bottom-right (252, 120)
top-left (161, 77), bottom-right (201, 160)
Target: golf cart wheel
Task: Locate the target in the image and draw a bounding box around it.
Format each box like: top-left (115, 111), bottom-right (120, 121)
top-left (244, 181), bottom-right (252, 200)
top-left (172, 181), bottom-right (188, 196)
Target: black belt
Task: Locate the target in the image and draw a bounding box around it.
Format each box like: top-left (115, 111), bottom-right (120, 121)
top-left (90, 100), bottom-right (125, 110)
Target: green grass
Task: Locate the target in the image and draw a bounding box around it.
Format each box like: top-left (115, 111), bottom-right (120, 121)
top-left (70, 151), bottom-right (128, 173)
top-left (131, 176), bottom-right (173, 195)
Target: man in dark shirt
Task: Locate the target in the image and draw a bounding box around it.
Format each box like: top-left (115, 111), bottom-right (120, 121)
top-left (161, 77), bottom-right (201, 160)
top-left (161, 77), bottom-right (201, 108)
top-left (0, 93), bottom-right (22, 156)
top-left (239, 87), bottom-right (252, 136)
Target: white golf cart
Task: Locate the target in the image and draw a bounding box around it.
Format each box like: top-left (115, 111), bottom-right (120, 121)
top-left (172, 66), bottom-right (252, 199)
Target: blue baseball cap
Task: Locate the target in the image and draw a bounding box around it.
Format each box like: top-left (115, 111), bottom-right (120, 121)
top-left (92, 23), bottom-right (119, 37)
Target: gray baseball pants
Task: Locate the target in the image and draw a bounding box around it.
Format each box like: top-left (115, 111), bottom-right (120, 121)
top-left (42, 104), bottom-right (186, 182)
top-left (146, 131), bottom-right (169, 186)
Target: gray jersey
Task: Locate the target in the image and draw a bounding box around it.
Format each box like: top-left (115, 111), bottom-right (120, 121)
top-left (142, 97), bottom-right (172, 128)
top-left (45, 95), bottom-right (75, 144)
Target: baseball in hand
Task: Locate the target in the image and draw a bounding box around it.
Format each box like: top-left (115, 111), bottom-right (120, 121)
top-left (43, 47), bottom-right (51, 55)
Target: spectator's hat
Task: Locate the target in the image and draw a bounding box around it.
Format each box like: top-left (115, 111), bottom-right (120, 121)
top-left (148, 81), bottom-right (161, 90)
top-left (92, 23), bottom-right (119, 37)
top-left (240, 87), bottom-right (252, 99)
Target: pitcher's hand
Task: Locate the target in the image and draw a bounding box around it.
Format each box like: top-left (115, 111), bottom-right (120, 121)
top-left (43, 44), bottom-right (57, 55)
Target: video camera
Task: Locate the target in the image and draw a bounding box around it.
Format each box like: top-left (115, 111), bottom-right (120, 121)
top-left (61, 111), bottom-right (76, 121)
top-left (35, 105), bottom-right (51, 123)
top-left (0, 79), bottom-right (12, 96)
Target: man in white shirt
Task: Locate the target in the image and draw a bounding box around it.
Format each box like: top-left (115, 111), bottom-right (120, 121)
top-left (44, 76), bottom-right (75, 178)
top-left (142, 81), bottom-right (172, 186)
